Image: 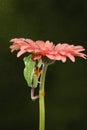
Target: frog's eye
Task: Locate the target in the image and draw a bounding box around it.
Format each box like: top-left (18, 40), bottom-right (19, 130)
top-left (34, 60), bottom-right (43, 76)
top-left (35, 68), bottom-right (42, 76)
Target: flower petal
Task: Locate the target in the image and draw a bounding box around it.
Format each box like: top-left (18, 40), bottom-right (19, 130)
top-left (10, 38), bottom-right (87, 62)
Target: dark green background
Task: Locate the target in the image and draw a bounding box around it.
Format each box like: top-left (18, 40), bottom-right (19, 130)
top-left (0, 0), bottom-right (87, 130)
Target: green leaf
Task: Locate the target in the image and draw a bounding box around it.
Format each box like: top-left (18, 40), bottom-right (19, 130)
top-left (23, 54), bottom-right (42, 88)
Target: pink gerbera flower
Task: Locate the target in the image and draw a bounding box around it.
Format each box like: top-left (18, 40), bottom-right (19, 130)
top-left (10, 38), bottom-right (87, 62)
top-left (47, 43), bottom-right (86, 62)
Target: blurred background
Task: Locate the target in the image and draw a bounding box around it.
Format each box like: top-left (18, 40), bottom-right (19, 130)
top-left (0, 0), bottom-right (87, 130)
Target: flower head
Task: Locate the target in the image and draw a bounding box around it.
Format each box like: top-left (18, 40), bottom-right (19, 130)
top-left (47, 43), bottom-right (86, 62)
top-left (10, 38), bottom-right (87, 62)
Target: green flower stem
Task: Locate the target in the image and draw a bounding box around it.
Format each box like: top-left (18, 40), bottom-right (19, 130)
top-left (39, 63), bottom-right (48, 130)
